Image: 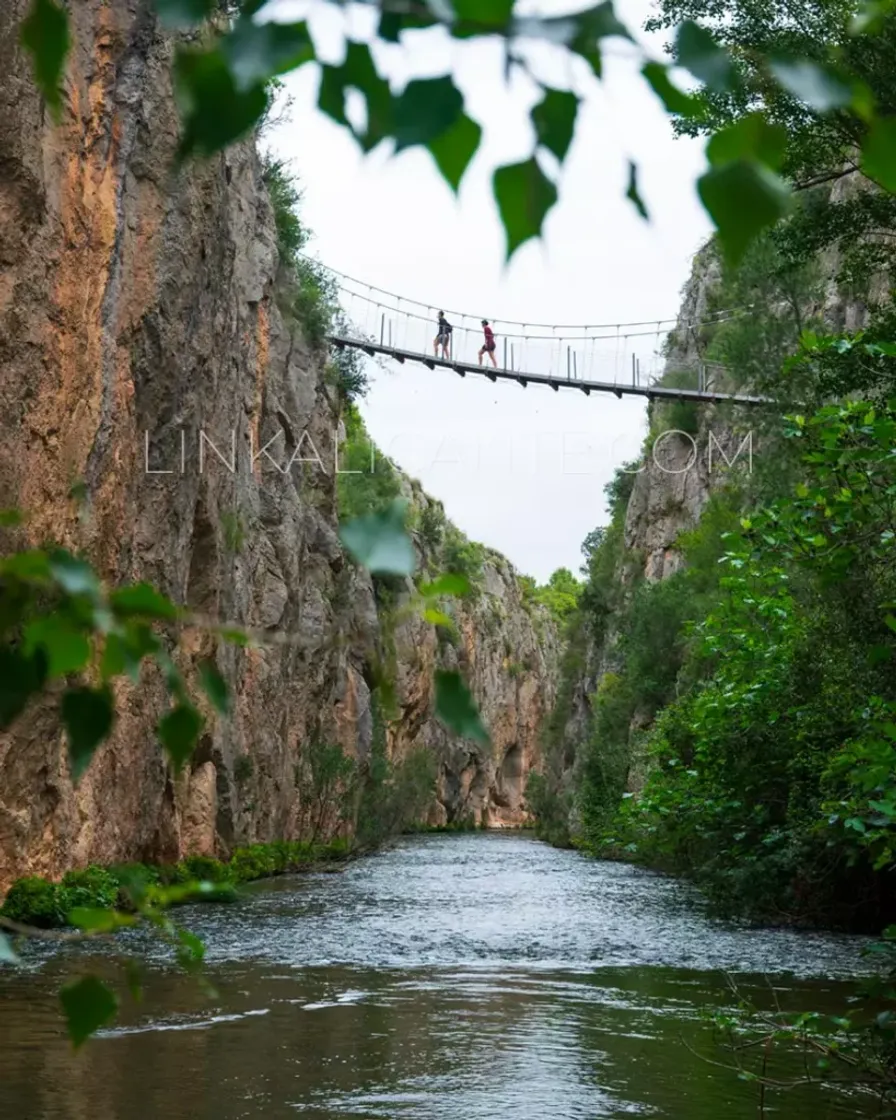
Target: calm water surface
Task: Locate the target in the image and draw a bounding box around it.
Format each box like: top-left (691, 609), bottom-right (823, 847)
top-left (0, 833), bottom-right (882, 1119)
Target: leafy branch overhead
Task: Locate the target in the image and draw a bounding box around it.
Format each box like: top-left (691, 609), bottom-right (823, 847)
top-left (21, 0), bottom-right (896, 263)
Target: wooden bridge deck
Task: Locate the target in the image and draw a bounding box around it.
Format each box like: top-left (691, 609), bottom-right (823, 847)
top-left (328, 336), bottom-right (771, 406)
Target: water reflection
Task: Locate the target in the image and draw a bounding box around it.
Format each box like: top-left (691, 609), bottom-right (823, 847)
top-left (0, 834), bottom-right (880, 1119)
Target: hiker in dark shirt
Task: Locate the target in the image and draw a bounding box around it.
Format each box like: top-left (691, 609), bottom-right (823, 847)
top-left (479, 320), bottom-right (497, 368)
top-left (434, 312), bottom-right (453, 359)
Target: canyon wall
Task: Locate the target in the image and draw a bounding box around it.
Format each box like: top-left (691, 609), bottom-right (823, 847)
top-left (0, 1), bottom-right (558, 890)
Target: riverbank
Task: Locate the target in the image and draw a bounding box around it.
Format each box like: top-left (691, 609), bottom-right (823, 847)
top-left (0, 839), bottom-right (353, 930)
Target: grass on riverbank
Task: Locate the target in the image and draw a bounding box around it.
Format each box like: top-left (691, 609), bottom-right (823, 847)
top-left (0, 839), bottom-right (352, 930)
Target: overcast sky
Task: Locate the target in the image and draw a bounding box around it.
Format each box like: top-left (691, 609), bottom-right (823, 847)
top-left (269, 0), bottom-right (712, 582)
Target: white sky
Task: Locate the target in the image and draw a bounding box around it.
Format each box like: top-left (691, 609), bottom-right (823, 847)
top-left (269, 0), bottom-right (712, 582)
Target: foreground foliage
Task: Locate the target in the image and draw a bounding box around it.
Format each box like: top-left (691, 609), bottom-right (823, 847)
top-left (19, 0), bottom-right (896, 268)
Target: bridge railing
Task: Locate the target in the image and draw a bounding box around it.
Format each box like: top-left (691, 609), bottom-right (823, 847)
top-left (311, 257), bottom-right (735, 393)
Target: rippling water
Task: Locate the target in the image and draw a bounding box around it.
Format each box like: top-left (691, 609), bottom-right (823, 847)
top-left (0, 833), bottom-right (882, 1119)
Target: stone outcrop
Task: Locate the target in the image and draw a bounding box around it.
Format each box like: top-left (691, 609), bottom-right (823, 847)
top-left (0, 2), bottom-right (559, 890)
top-left (391, 490), bottom-right (560, 827)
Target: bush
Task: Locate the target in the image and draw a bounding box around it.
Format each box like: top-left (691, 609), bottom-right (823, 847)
top-left (234, 755), bottom-right (254, 784)
top-left (261, 154), bottom-right (367, 403)
top-left (652, 369), bottom-right (702, 437)
top-left (441, 526), bottom-right (485, 595)
top-left (1, 877), bottom-right (64, 928)
top-left (337, 406), bottom-right (401, 521)
top-left (60, 866), bottom-right (120, 912)
top-left (180, 856), bottom-right (230, 883)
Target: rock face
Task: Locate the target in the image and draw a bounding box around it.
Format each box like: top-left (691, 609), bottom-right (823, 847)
top-left (390, 493), bottom-right (560, 828)
top-left (0, 3), bottom-right (559, 890)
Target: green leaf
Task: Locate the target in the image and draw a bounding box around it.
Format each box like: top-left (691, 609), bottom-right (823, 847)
top-left (158, 704), bottom-right (205, 772)
top-left (110, 583), bottom-right (178, 620)
top-left (21, 0), bottom-right (70, 116)
top-left (435, 671), bottom-right (489, 745)
top-left (568, 4), bottom-right (629, 76)
top-left (768, 58), bottom-right (854, 112)
top-left (626, 161), bottom-right (648, 220)
top-left (68, 908), bottom-right (137, 933)
top-left (428, 113), bottom-right (482, 193)
top-left (318, 43), bottom-right (393, 153)
top-left (851, 0), bottom-right (896, 33)
top-left (125, 960), bottom-right (143, 1004)
top-left (154, 0), bottom-right (215, 28)
top-left (641, 62), bottom-right (700, 116)
top-left (698, 162), bottom-right (791, 265)
top-left (175, 47), bottom-right (268, 159)
top-left (419, 574), bottom-right (472, 598)
top-left (60, 976), bottom-right (118, 1048)
top-left (0, 932), bottom-right (19, 965)
top-left (378, 10), bottom-right (439, 41)
top-left (62, 686), bottom-right (115, 783)
top-left (1, 550), bottom-right (52, 582)
top-left (493, 158), bottom-right (558, 259)
top-left (339, 501), bottom-right (416, 576)
top-left (862, 118), bottom-right (896, 192)
top-left (531, 88), bottom-right (579, 163)
top-left (0, 509), bottom-right (24, 528)
top-left (423, 608), bottom-right (455, 628)
top-left (676, 21), bottom-right (736, 92)
top-left (393, 76), bottom-right (464, 152)
top-left (0, 648), bottom-right (47, 728)
top-left (452, 0), bottom-right (513, 26)
top-left (24, 617), bottom-right (91, 679)
top-left (101, 626), bottom-right (159, 683)
top-left (199, 661), bottom-right (230, 716)
top-left (49, 551), bottom-right (101, 599)
top-left (884, 615), bottom-right (896, 633)
top-left (529, 3), bottom-right (631, 77)
top-left (706, 114), bottom-right (787, 171)
top-left (174, 926), bottom-right (207, 971)
top-left (222, 18), bottom-right (314, 90)
top-left (220, 627), bottom-right (252, 648)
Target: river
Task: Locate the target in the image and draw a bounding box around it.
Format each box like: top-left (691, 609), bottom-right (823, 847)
top-left (0, 833), bottom-right (883, 1119)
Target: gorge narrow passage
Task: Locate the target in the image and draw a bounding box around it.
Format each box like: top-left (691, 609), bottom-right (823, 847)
top-left (0, 833), bottom-right (879, 1119)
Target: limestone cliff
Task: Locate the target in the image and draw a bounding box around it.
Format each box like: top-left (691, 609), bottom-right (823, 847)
top-left (0, 2), bottom-right (559, 890)
top-left (390, 484), bottom-right (560, 829)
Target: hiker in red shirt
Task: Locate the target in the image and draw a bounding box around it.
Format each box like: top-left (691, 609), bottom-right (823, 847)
top-left (479, 320), bottom-right (497, 368)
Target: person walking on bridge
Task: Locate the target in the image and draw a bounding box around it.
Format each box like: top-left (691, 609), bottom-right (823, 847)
top-left (434, 311), bottom-right (453, 360)
top-left (479, 320), bottom-right (497, 368)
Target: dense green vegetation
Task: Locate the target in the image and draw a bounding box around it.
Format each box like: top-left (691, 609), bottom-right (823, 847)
top-left (0, 842), bottom-right (344, 929)
top-left (337, 405), bottom-right (402, 522)
top-left (519, 568), bottom-right (582, 627)
top-left (262, 154), bottom-right (368, 403)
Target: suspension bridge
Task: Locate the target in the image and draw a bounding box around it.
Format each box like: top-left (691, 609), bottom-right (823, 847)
top-left (316, 260), bottom-right (772, 407)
